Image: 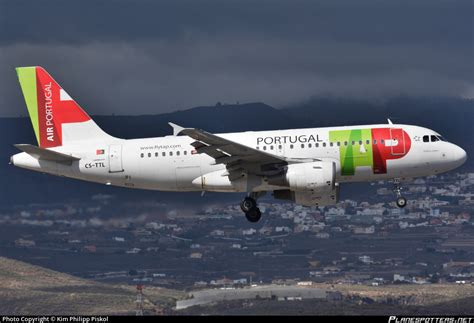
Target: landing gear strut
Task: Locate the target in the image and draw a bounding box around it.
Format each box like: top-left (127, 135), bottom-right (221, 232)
top-left (240, 193), bottom-right (265, 222)
top-left (393, 180), bottom-right (407, 208)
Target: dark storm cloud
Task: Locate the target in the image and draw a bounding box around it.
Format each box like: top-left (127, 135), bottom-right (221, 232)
top-left (0, 0), bottom-right (472, 116)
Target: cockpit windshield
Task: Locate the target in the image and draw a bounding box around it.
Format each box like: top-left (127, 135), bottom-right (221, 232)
top-left (423, 134), bottom-right (447, 143)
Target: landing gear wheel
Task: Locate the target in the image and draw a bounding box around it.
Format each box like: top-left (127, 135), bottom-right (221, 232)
top-left (245, 207), bottom-right (262, 223)
top-left (396, 196), bottom-right (407, 208)
top-left (240, 197), bottom-right (257, 213)
top-left (393, 179), bottom-right (407, 208)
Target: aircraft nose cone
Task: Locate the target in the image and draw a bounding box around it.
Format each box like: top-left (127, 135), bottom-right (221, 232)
top-left (453, 145), bottom-right (467, 167)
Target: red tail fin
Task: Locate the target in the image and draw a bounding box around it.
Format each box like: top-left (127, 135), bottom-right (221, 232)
top-left (17, 66), bottom-right (111, 147)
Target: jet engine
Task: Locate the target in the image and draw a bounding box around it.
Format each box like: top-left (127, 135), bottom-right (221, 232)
top-left (270, 161), bottom-right (339, 206)
top-left (268, 161), bottom-right (336, 191)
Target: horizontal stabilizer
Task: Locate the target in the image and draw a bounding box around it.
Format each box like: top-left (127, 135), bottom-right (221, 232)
top-left (14, 144), bottom-right (81, 163)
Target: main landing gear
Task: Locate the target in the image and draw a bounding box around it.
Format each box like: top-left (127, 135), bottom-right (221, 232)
top-left (393, 180), bottom-right (407, 208)
top-left (240, 193), bottom-right (265, 222)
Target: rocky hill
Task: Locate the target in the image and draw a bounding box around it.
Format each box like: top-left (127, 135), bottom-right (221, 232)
top-left (0, 257), bottom-right (184, 315)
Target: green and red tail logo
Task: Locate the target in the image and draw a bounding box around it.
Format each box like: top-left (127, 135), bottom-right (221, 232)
top-left (16, 66), bottom-right (91, 148)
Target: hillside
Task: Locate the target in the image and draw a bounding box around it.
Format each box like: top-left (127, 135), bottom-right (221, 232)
top-left (0, 257), bottom-right (184, 315)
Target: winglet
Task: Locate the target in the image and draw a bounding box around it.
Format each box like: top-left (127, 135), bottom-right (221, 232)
top-left (168, 122), bottom-right (185, 136)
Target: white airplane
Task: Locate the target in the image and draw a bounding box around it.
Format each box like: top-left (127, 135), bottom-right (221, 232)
top-left (11, 67), bottom-right (467, 222)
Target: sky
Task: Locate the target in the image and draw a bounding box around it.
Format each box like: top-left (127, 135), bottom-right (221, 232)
top-left (0, 0), bottom-right (472, 117)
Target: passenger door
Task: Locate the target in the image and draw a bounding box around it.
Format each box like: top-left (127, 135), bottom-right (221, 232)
top-left (389, 128), bottom-right (406, 156)
top-left (109, 144), bottom-right (124, 173)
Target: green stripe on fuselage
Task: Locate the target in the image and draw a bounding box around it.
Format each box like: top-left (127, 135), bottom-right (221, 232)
top-left (16, 67), bottom-right (40, 145)
top-left (329, 129), bottom-right (373, 176)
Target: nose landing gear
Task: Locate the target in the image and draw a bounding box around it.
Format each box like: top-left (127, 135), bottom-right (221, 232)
top-left (240, 192), bottom-right (265, 222)
top-left (393, 180), bottom-right (407, 208)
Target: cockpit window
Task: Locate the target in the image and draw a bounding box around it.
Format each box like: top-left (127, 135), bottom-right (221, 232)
top-left (423, 135), bottom-right (429, 142)
top-left (437, 135), bottom-right (446, 142)
top-left (431, 135), bottom-right (439, 142)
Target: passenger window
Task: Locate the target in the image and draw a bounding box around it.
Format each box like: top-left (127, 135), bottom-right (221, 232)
top-left (351, 141), bottom-right (355, 145)
top-left (359, 140), bottom-right (362, 145)
top-left (344, 141), bottom-right (348, 146)
top-left (323, 142), bottom-right (326, 147)
top-left (148, 153), bottom-right (151, 158)
top-left (373, 140), bottom-right (377, 145)
top-left (330, 142), bottom-right (333, 147)
top-left (301, 144), bottom-right (305, 148)
top-left (381, 139), bottom-right (385, 145)
top-left (162, 152), bottom-right (166, 157)
top-left (170, 151), bottom-right (173, 156)
top-left (315, 143), bottom-right (319, 148)
top-left (184, 151), bottom-right (187, 155)
top-left (290, 144), bottom-right (294, 149)
top-left (423, 135), bottom-right (429, 143)
top-left (263, 146), bottom-right (267, 151)
top-left (177, 151), bottom-right (180, 156)
top-left (308, 144), bottom-right (312, 148)
top-left (270, 145), bottom-right (274, 150)
top-left (155, 152), bottom-right (159, 157)
top-left (256, 147), bottom-right (260, 150)
top-left (337, 142), bottom-right (341, 147)
top-left (278, 145), bottom-right (282, 150)
top-left (431, 135), bottom-right (439, 142)
top-left (366, 140), bottom-right (370, 145)
top-left (140, 153), bottom-right (144, 158)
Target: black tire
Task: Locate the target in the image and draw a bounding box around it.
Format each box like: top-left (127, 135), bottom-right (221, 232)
top-left (240, 197), bottom-right (257, 213)
top-left (396, 197), bottom-right (407, 208)
top-left (245, 208), bottom-right (262, 223)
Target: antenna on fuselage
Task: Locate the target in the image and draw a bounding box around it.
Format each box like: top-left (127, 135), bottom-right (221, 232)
top-left (387, 118), bottom-right (394, 125)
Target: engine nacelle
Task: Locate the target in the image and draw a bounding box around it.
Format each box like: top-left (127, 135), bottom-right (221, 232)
top-left (270, 161), bottom-right (339, 207)
top-left (273, 184), bottom-right (340, 207)
top-left (268, 161), bottom-right (336, 191)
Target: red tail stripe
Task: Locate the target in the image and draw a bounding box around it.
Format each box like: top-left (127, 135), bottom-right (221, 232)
top-left (35, 67), bottom-right (91, 148)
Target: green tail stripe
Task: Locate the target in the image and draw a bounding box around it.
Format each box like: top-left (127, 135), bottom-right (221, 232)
top-left (16, 67), bottom-right (40, 145)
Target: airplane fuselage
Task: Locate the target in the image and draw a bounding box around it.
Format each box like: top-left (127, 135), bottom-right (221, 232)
top-left (12, 123), bottom-right (467, 193)
top-left (12, 66), bottom-right (468, 221)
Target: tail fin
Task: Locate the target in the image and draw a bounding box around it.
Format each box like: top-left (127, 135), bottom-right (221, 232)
top-left (16, 66), bottom-right (113, 148)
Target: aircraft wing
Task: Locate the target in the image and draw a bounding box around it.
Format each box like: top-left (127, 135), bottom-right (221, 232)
top-left (169, 123), bottom-right (289, 177)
